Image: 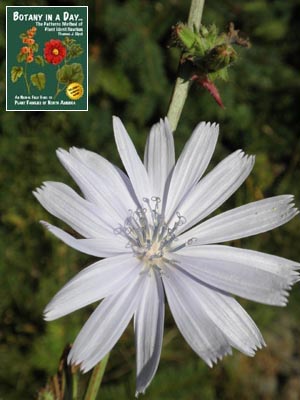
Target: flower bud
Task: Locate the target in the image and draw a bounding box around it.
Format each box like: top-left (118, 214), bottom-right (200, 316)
top-left (171, 23), bottom-right (200, 53)
top-left (197, 44), bottom-right (237, 73)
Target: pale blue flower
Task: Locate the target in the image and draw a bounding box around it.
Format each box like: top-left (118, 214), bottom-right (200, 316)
top-left (35, 117), bottom-right (299, 396)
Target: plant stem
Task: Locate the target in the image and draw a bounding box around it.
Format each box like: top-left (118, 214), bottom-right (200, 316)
top-left (24, 62), bottom-right (31, 94)
top-left (54, 84), bottom-right (67, 100)
top-left (72, 369), bottom-right (79, 400)
top-left (167, 0), bottom-right (205, 131)
top-left (83, 353), bottom-right (110, 400)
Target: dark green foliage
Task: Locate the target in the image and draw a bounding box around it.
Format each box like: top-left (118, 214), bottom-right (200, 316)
top-left (0, 0), bottom-right (300, 399)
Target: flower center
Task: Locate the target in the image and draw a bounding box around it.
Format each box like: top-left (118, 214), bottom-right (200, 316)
top-left (52, 48), bottom-right (59, 55)
top-left (114, 197), bottom-right (186, 269)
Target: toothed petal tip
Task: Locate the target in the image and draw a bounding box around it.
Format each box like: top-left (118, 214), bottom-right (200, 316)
top-left (56, 147), bottom-right (66, 155)
top-left (43, 309), bottom-right (54, 321)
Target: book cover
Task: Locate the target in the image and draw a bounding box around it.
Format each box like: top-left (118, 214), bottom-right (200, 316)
top-left (6, 5), bottom-right (88, 111)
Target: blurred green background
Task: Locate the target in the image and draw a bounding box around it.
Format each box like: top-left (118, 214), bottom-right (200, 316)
top-left (1, 0), bottom-right (300, 399)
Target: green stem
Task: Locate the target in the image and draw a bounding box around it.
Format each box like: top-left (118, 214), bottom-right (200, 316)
top-left (83, 352), bottom-right (110, 400)
top-left (23, 62), bottom-right (31, 95)
top-left (167, 0), bottom-right (205, 131)
top-left (54, 84), bottom-right (67, 100)
top-left (72, 369), bottom-right (78, 400)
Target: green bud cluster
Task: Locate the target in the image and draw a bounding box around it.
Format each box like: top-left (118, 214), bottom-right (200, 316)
top-left (171, 22), bottom-right (249, 82)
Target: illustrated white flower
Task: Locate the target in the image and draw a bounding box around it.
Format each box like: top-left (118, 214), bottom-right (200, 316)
top-left (34, 117), bottom-right (299, 396)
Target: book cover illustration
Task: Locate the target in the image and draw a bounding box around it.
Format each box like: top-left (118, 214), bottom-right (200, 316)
top-left (6, 6), bottom-right (88, 111)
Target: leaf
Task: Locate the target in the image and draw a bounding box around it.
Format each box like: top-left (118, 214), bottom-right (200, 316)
top-left (67, 43), bottom-right (84, 59)
top-left (217, 67), bottom-right (229, 81)
top-left (209, 67), bottom-right (229, 82)
top-left (30, 73), bottom-right (46, 90)
top-left (17, 53), bottom-right (27, 63)
top-left (11, 66), bottom-right (23, 83)
top-left (35, 56), bottom-right (45, 66)
top-left (62, 37), bottom-right (75, 46)
top-left (96, 67), bottom-right (133, 100)
top-left (56, 63), bottom-right (84, 84)
top-left (32, 43), bottom-right (39, 53)
top-left (255, 20), bottom-right (287, 40)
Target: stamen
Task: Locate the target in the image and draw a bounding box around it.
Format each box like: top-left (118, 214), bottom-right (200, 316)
top-left (113, 197), bottom-right (187, 268)
top-left (169, 242), bottom-right (187, 252)
top-left (176, 212), bottom-right (186, 226)
top-left (187, 237), bottom-right (198, 245)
